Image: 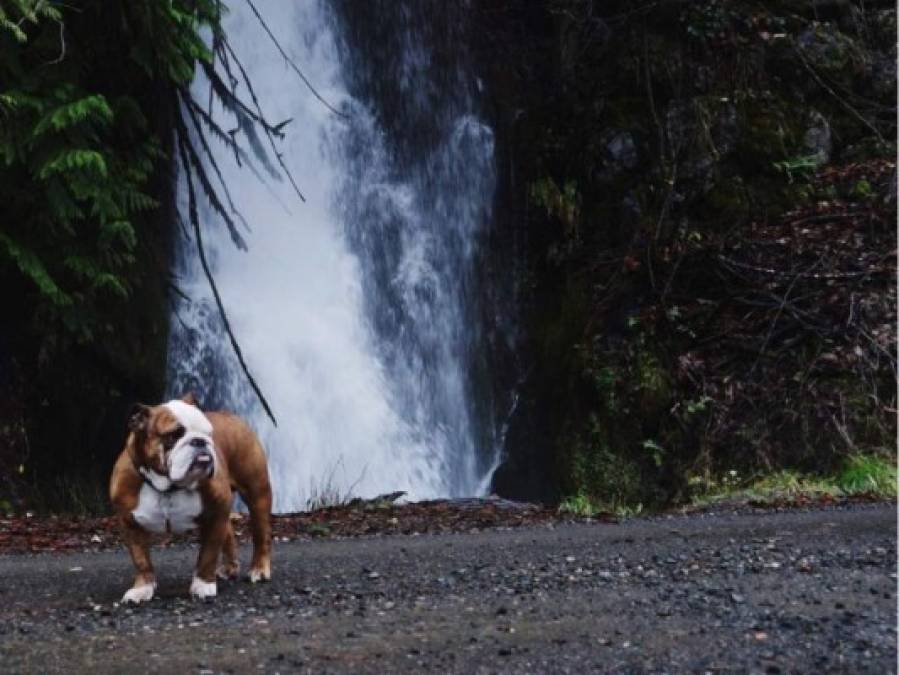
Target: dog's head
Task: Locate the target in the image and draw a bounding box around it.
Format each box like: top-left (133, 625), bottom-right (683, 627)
top-left (128, 393), bottom-right (216, 487)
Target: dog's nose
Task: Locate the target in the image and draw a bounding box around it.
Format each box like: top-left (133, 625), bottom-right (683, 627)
top-left (190, 437), bottom-right (208, 449)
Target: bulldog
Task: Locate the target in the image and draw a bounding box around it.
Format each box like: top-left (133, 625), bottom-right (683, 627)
top-left (109, 393), bottom-right (272, 603)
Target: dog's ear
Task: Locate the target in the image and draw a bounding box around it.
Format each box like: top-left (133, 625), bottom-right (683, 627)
top-left (128, 404), bottom-right (151, 433)
top-left (181, 392), bottom-right (199, 407)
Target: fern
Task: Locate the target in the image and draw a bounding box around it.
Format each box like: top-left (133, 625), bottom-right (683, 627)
top-left (0, 0), bottom-right (226, 350)
top-left (31, 95), bottom-right (113, 138)
top-left (38, 149), bottom-right (108, 179)
top-left (0, 232), bottom-right (71, 306)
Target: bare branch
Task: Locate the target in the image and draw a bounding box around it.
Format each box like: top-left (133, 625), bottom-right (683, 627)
top-left (182, 94), bottom-right (252, 234)
top-left (176, 131), bottom-right (278, 428)
top-left (219, 38), bottom-right (307, 202)
top-left (175, 106), bottom-right (247, 250)
top-left (45, 16), bottom-right (64, 64)
top-left (242, 0), bottom-right (348, 119)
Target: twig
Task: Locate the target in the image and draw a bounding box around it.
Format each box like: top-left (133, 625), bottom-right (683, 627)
top-left (749, 258), bottom-right (821, 375)
top-left (785, 212), bottom-right (862, 227)
top-left (794, 45), bottom-right (885, 145)
top-left (175, 108), bottom-right (248, 250)
top-left (718, 254), bottom-right (883, 280)
top-left (242, 0), bottom-right (348, 119)
top-left (220, 38), bottom-right (306, 202)
top-left (183, 96), bottom-right (252, 233)
top-left (45, 17), bottom-right (64, 64)
top-left (177, 133), bottom-right (278, 427)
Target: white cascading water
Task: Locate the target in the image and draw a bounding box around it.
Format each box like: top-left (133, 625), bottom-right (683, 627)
top-left (167, 1), bottom-right (503, 511)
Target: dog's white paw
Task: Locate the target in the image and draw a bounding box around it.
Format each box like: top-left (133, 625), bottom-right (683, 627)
top-left (248, 567), bottom-right (271, 584)
top-left (122, 583), bottom-right (156, 604)
top-left (190, 576), bottom-right (217, 600)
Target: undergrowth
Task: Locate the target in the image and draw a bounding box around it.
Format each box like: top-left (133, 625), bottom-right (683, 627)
top-left (561, 453), bottom-right (896, 517)
top-left (688, 454), bottom-right (897, 507)
top-left (20, 474), bottom-right (109, 516)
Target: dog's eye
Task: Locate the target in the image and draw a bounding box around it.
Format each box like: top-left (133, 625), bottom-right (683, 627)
top-left (162, 427), bottom-right (185, 450)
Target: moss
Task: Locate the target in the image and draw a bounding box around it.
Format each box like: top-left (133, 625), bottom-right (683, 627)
top-left (559, 414), bottom-right (646, 508)
top-left (536, 280), bottom-right (589, 370)
top-left (703, 177), bottom-right (751, 221)
top-left (635, 348), bottom-right (670, 417)
top-left (795, 23), bottom-right (865, 81)
top-left (554, 328), bottom-right (681, 508)
top-left (849, 178), bottom-right (874, 200)
top-left (735, 94), bottom-right (804, 171)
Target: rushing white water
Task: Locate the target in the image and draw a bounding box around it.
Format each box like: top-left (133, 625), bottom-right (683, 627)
top-left (167, 1), bottom-right (502, 511)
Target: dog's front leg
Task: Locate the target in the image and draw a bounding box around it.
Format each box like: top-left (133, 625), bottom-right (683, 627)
top-left (191, 514), bottom-right (228, 600)
top-left (120, 517), bottom-right (156, 603)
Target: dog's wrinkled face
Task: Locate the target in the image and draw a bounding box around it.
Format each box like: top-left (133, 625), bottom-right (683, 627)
top-left (129, 394), bottom-right (216, 487)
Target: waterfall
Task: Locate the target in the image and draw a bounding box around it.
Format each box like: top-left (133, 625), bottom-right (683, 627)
top-left (167, 0), bottom-right (505, 512)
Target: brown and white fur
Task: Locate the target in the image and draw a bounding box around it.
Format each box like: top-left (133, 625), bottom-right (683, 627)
top-left (109, 393), bottom-right (272, 603)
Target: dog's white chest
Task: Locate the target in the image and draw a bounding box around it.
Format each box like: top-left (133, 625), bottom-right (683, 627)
top-left (132, 484), bottom-right (202, 534)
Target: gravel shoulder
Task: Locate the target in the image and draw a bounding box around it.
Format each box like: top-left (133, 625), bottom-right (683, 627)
top-left (0, 503), bottom-right (895, 673)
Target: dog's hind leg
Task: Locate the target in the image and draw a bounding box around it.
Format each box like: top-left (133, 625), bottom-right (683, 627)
top-left (217, 519), bottom-right (240, 580)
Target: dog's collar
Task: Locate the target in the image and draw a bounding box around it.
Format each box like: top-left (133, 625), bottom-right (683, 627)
top-left (138, 466), bottom-right (181, 493)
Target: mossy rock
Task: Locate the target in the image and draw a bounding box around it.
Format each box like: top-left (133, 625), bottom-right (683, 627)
top-left (796, 22), bottom-right (867, 82)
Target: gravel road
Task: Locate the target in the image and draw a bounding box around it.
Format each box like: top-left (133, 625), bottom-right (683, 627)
top-left (0, 503), bottom-right (895, 674)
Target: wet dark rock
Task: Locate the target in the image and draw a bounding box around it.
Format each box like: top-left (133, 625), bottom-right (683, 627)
top-left (596, 130), bottom-right (638, 180)
top-left (803, 110), bottom-right (832, 163)
top-left (796, 22), bottom-right (862, 76)
top-left (663, 98), bottom-right (740, 193)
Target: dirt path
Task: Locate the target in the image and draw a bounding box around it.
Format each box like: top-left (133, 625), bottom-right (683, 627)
top-left (0, 503), bottom-right (895, 673)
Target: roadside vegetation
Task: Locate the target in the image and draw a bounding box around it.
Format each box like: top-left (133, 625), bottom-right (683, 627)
top-left (485, 0), bottom-right (897, 510)
top-left (560, 452), bottom-right (896, 517)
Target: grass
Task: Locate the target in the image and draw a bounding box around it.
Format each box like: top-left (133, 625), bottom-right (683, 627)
top-left (303, 458), bottom-right (368, 512)
top-left (689, 454), bottom-right (897, 508)
top-left (562, 453), bottom-right (897, 517)
top-left (558, 493), bottom-right (644, 518)
top-left (836, 454), bottom-right (897, 497)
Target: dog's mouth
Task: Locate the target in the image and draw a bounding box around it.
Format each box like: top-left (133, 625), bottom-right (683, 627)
top-left (167, 436), bottom-right (216, 485)
top-left (189, 450), bottom-right (214, 473)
